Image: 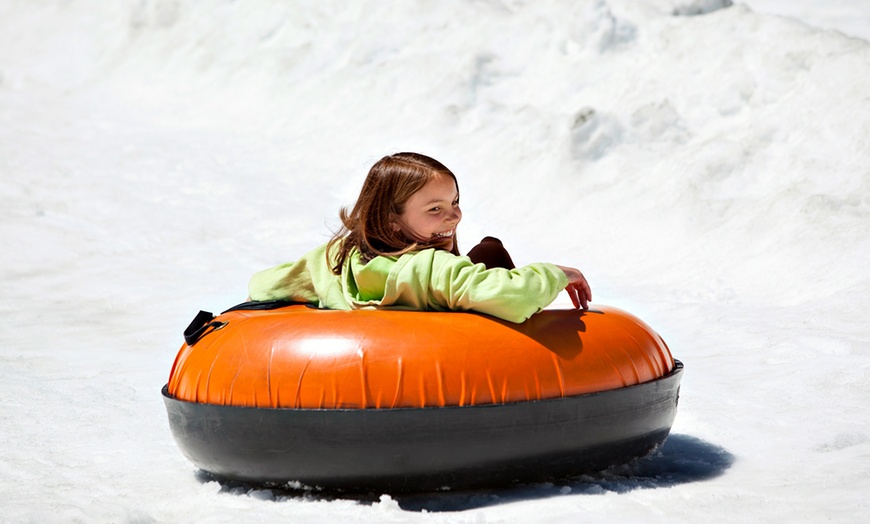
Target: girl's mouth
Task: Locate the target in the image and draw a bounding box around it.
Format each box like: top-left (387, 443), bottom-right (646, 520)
top-left (433, 230), bottom-right (454, 239)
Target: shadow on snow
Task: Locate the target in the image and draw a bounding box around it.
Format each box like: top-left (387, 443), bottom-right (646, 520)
top-left (197, 433), bottom-right (734, 512)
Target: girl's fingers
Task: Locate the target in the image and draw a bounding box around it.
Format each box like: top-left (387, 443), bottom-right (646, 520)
top-left (569, 286), bottom-right (580, 308)
top-left (567, 283), bottom-right (589, 310)
top-left (557, 265), bottom-right (591, 310)
top-left (576, 285), bottom-right (588, 310)
top-left (580, 281), bottom-right (591, 308)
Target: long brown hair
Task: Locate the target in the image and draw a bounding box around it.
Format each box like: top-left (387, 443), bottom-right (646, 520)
top-left (328, 152), bottom-right (461, 274)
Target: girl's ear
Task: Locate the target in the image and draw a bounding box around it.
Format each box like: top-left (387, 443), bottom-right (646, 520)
top-left (389, 216), bottom-right (401, 232)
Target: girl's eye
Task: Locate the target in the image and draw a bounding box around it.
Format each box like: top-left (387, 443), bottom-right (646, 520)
top-left (452, 199), bottom-right (460, 206)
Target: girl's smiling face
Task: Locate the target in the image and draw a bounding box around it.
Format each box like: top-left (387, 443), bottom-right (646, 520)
top-left (392, 173), bottom-right (462, 250)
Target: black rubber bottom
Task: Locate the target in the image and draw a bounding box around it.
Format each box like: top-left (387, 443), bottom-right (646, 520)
top-left (163, 361), bottom-right (682, 492)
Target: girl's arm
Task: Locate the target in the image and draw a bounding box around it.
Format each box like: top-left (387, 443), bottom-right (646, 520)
top-left (386, 250), bottom-right (576, 323)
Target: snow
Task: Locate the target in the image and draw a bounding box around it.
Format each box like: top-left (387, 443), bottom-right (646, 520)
top-left (1, 0), bottom-right (868, 522)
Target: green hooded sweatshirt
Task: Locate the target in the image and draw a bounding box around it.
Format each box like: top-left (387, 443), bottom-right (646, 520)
top-left (248, 242), bottom-right (569, 324)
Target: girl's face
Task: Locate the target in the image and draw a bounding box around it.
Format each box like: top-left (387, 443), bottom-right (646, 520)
top-left (391, 173), bottom-right (462, 251)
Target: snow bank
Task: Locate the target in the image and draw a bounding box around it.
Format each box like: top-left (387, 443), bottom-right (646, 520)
top-left (1, 1), bottom-right (868, 522)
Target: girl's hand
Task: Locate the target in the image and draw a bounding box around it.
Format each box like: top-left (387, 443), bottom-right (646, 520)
top-left (556, 265), bottom-right (592, 310)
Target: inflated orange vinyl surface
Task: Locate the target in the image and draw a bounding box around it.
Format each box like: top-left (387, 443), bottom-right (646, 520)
top-left (167, 305), bottom-right (675, 409)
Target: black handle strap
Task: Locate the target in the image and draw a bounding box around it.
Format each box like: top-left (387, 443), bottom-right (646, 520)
top-left (183, 310), bottom-right (227, 346)
top-left (183, 301), bottom-right (308, 346)
top-left (221, 299), bottom-right (300, 314)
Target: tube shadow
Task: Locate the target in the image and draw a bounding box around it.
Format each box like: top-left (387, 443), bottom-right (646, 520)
top-left (495, 308), bottom-right (595, 359)
top-left (197, 433), bottom-right (734, 512)
top-left (394, 433), bottom-right (734, 512)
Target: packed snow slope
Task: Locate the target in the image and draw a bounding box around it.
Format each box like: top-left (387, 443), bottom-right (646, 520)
top-left (1, 0), bottom-right (868, 522)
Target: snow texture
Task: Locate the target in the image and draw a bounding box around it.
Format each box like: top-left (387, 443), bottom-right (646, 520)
top-left (1, 0), bottom-right (868, 522)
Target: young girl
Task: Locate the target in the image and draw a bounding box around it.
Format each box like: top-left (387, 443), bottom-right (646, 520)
top-left (247, 152), bottom-right (591, 323)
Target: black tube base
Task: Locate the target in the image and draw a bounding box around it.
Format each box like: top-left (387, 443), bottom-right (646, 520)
top-left (163, 361), bottom-right (683, 492)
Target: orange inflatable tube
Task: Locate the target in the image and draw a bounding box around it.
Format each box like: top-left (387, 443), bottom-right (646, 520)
top-left (163, 303), bottom-right (683, 490)
top-left (167, 304), bottom-right (675, 409)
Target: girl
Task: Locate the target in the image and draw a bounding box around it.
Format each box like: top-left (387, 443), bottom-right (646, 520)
top-left (248, 152), bottom-right (591, 323)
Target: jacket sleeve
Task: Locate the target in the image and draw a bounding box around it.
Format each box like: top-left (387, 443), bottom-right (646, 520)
top-left (247, 259), bottom-right (320, 303)
top-left (247, 243), bottom-right (340, 305)
top-left (385, 249), bottom-right (569, 323)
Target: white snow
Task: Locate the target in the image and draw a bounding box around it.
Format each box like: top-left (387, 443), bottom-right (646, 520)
top-left (1, 0), bottom-right (868, 522)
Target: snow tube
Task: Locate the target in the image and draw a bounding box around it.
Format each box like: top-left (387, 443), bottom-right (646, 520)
top-left (162, 303), bottom-right (683, 491)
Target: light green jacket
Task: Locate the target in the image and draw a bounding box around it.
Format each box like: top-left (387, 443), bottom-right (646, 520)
top-left (248, 242), bottom-right (568, 323)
